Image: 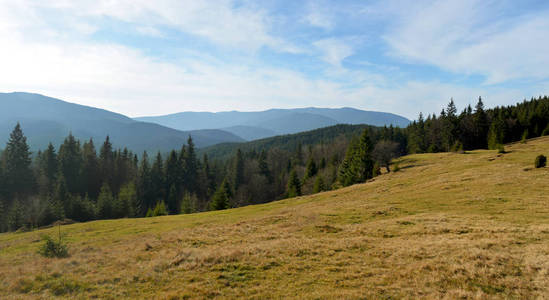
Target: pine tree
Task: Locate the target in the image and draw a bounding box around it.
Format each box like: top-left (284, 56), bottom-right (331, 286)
top-left (54, 175), bottom-right (69, 219)
top-left (258, 150), bottom-right (272, 183)
top-left (3, 123), bottom-right (34, 199)
top-left (166, 184), bottom-right (180, 214)
top-left (473, 96), bottom-right (489, 149)
top-left (165, 150), bottom-right (180, 202)
top-left (312, 175), bottom-right (325, 193)
top-left (286, 169), bottom-right (301, 198)
top-left (210, 178), bottom-right (231, 210)
top-left (7, 199), bottom-right (25, 231)
top-left (181, 192), bottom-right (195, 214)
top-left (185, 136), bottom-right (198, 193)
top-left (137, 151), bottom-right (152, 216)
top-left (233, 149), bottom-right (244, 191)
top-left (99, 136), bottom-right (114, 190)
top-left (150, 152), bottom-right (165, 205)
top-left (81, 139), bottom-right (101, 199)
top-left (97, 183), bottom-right (114, 219)
top-left (303, 157), bottom-right (318, 181)
top-left (58, 133), bottom-right (82, 194)
top-left (117, 183), bottom-right (137, 218)
top-left (338, 130), bottom-right (374, 186)
top-left (39, 143), bottom-right (58, 196)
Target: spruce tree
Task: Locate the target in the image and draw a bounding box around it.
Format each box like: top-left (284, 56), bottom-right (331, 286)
top-left (312, 175), bottom-right (325, 193)
top-left (338, 130), bottom-right (374, 186)
top-left (58, 133), bottom-right (82, 194)
top-left (210, 178), bottom-right (231, 210)
top-left (81, 139), bottom-right (101, 199)
top-left (97, 183), bottom-right (114, 219)
top-left (54, 175), bottom-right (69, 220)
top-left (99, 136), bottom-right (114, 190)
top-left (117, 183), bottom-right (137, 218)
top-left (150, 152), bottom-right (165, 205)
top-left (258, 150), bottom-right (272, 183)
top-left (39, 143), bottom-right (58, 196)
top-left (473, 97), bottom-right (489, 149)
top-left (286, 169), bottom-right (301, 198)
top-left (137, 151), bottom-right (152, 216)
top-left (233, 149), bottom-right (244, 191)
top-left (185, 136), bottom-right (198, 193)
top-left (3, 123), bottom-right (34, 199)
top-left (303, 157), bottom-right (318, 181)
top-left (166, 184), bottom-right (179, 214)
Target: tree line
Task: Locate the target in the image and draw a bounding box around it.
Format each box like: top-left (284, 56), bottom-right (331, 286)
top-left (1, 95), bottom-right (549, 232)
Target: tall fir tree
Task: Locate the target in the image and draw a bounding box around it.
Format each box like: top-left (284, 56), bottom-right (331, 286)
top-left (3, 123), bottom-right (34, 200)
top-left (58, 133), bottom-right (82, 194)
top-left (286, 169), bottom-right (301, 198)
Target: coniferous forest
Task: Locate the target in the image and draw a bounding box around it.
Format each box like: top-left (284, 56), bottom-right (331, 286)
top-left (1, 95), bottom-right (548, 232)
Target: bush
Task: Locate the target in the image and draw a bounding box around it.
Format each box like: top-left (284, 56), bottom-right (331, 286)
top-left (38, 226), bottom-right (69, 258)
top-left (393, 162), bottom-right (401, 172)
top-left (535, 155), bottom-right (547, 168)
top-left (497, 144), bottom-right (505, 154)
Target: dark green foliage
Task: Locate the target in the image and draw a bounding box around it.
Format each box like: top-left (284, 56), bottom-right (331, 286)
top-left (211, 179), bottom-right (231, 210)
top-left (58, 134), bottom-right (82, 194)
top-left (181, 193), bottom-right (196, 214)
top-left (303, 157), bottom-right (318, 181)
top-left (70, 195), bottom-right (95, 222)
top-left (535, 155), bottom-right (547, 168)
top-left (338, 130), bottom-right (374, 186)
top-left (286, 169), bottom-right (301, 198)
top-left (39, 226), bottom-right (69, 258)
top-left (312, 175), bottom-right (325, 193)
top-left (521, 130), bottom-right (529, 143)
top-left (97, 183), bottom-right (114, 219)
top-left (166, 184), bottom-right (179, 214)
top-left (3, 123), bottom-right (34, 199)
top-left (233, 149), bottom-right (244, 191)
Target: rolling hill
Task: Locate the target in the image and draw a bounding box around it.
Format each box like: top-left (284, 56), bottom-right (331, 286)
top-left (0, 92), bottom-right (244, 153)
top-left (135, 107), bottom-right (410, 140)
top-left (2, 137), bottom-right (548, 298)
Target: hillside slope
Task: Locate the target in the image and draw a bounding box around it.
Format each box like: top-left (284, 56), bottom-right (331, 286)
top-left (0, 92), bottom-right (244, 152)
top-left (2, 138), bottom-right (549, 298)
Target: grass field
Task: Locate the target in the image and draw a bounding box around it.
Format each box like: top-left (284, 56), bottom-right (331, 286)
top-left (1, 137), bottom-right (549, 299)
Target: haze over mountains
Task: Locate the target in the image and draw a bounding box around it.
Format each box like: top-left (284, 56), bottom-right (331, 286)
top-left (136, 108), bottom-right (410, 140)
top-left (1, 92), bottom-right (410, 152)
top-left (0, 92), bottom-right (244, 153)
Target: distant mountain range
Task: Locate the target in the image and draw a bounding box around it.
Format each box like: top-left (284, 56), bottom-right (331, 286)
top-left (136, 107), bottom-right (410, 140)
top-left (0, 92), bottom-right (244, 153)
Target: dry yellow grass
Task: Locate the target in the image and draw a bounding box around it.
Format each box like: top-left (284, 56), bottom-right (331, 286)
top-left (1, 137), bottom-right (549, 299)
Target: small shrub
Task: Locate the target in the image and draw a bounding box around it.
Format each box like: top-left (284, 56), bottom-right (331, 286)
top-left (535, 155), bottom-right (547, 168)
top-left (393, 163), bottom-right (401, 172)
top-left (39, 227), bottom-right (69, 258)
top-left (497, 144), bottom-right (505, 154)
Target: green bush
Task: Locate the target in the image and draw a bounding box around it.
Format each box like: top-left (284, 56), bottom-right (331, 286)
top-left (38, 229), bottom-right (69, 258)
top-left (535, 155), bottom-right (547, 168)
top-left (393, 163), bottom-right (401, 172)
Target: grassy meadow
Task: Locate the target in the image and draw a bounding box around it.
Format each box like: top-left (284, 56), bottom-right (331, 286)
top-left (1, 137), bottom-right (549, 299)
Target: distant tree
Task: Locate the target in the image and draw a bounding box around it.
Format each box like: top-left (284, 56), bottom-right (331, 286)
top-left (117, 183), bottom-right (137, 218)
top-left (166, 184), bottom-right (180, 214)
top-left (136, 151), bottom-right (152, 216)
top-left (181, 192), bottom-right (196, 214)
top-left (210, 178), bottom-right (231, 210)
top-left (372, 140), bottom-right (399, 172)
top-left (473, 97), bottom-right (489, 149)
top-left (233, 149), bottom-right (244, 191)
top-left (97, 183), bottom-right (114, 219)
top-left (150, 152), bottom-right (165, 205)
top-left (54, 176), bottom-right (69, 219)
top-left (184, 136), bottom-right (198, 193)
top-left (338, 129), bottom-right (374, 186)
top-left (38, 143), bottom-right (58, 197)
top-left (286, 169), bottom-right (301, 198)
top-left (3, 123), bottom-right (34, 200)
top-left (58, 133), bottom-right (82, 194)
top-left (312, 175), bottom-right (325, 193)
top-left (258, 150), bottom-right (272, 183)
top-left (99, 136), bottom-right (114, 190)
top-left (81, 139), bottom-right (101, 199)
top-left (303, 157), bottom-right (318, 181)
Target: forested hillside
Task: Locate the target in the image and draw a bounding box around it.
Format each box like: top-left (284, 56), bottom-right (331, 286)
top-left (1, 95), bottom-right (548, 232)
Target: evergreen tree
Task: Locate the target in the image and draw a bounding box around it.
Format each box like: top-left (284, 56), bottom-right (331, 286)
top-left (117, 183), bottom-right (137, 218)
top-left (7, 199), bottom-right (25, 231)
top-left (185, 136), bottom-right (198, 193)
top-left (303, 157), bottom-right (318, 181)
top-left (286, 169), bottom-right (301, 198)
top-left (39, 143), bottom-right (58, 196)
top-left (54, 176), bottom-right (69, 219)
top-left (150, 152), bottom-right (165, 205)
top-left (338, 130), bottom-right (374, 186)
top-left (3, 123), bottom-right (34, 199)
top-left (181, 192), bottom-right (195, 214)
top-left (58, 133), bottom-right (82, 194)
top-left (473, 96), bottom-right (489, 149)
top-left (312, 175), bottom-right (325, 193)
top-left (233, 149), bottom-right (244, 191)
top-left (258, 150), bottom-right (272, 183)
top-left (165, 150), bottom-right (180, 201)
top-left (210, 178), bottom-right (231, 210)
top-left (136, 151), bottom-right (152, 216)
top-left (81, 139), bottom-right (101, 199)
top-left (97, 183), bottom-right (114, 219)
top-left (166, 184), bottom-right (180, 214)
top-left (99, 136), bottom-right (114, 190)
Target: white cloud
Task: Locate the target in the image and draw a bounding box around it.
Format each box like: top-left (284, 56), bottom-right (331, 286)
top-left (313, 38), bottom-right (354, 67)
top-left (383, 0), bottom-right (549, 84)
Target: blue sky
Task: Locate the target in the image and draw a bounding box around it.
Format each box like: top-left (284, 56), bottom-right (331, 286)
top-left (1, 0), bottom-right (549, 119)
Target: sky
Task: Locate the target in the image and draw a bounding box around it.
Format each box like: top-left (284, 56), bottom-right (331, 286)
top-left (1, 0), bottom-right (549, 120)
